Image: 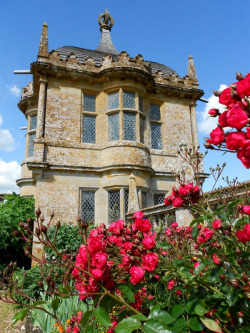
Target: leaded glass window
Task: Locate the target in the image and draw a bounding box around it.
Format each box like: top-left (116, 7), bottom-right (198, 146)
top-left (151, 123), bottom-right (162, 149)
top-left (108, 92), bottom-right (119, 110)
top-left (28, 133), bottom-right (36, 157)
top-left (124, 189), bottom-right (129, 213)
top-left (140, 116), bottom-right (145, 143)
top-left (84, 95), bottom-right (96, 112)
top-left (154, 194), bottom-right (165, 206)
top-left (83, 116), bottom-right (96, 143)
top-left (141, 192), bottom-right (147, 208)
top-left (150, 104), bottom-right (161, 121)
top-left (30, 115), bottom-right (37, 130)
top-left (81, 191), bottom-right (95, 222)
top-left (124, 112), bottom-right (136, 141)
top-left (108, 113), bottom-right (119, 141)
top-left (139, 96), bottom-right (143, 112)
top-left (123, 92), bottom-right (135, 109)
top-left (108, 190), bottom-right (120, 222)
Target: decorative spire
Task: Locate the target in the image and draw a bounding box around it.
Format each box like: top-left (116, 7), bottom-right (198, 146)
top-left (187, 55), bottom-right (198, 82)
top-left (38, 22), bottom-right (49, 58)
top-left (95, 9), bottom-right (119, 55)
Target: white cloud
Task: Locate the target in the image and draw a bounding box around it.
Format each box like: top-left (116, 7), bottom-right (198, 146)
top-left (7, 84), bottom-right (21, 97)
top-left (0, 129), bottom-right (15, 151)
top-left (0, 159), bottom-right (21, 193)
top-left (198, 84), bottom-right (227, 135)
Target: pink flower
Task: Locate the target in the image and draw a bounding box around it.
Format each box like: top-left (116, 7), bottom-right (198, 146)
top-left (212, 253), bottom-right (221, 265)
top-left (208, 108), bottom-right (220, 117)
top-left (178, 186), bottom-right (189, 196)
top-left (236, 73), bottom-right (250, 98)
top-left (135, 218), bottom-right (152, 233)
top-left (130, 266), bottom-right (145, 285)
top-left (219, 86), bottom-right (235, 107)
top-left (204, 230), bottom-right (214, 240)
top-left (91, 252), bottom-right (107, 269)
top-left (208, 127), bottom-right (225, 145)
top-left (242, 206), bottom-right (250, 214)
top-left (197, 236), bottom-right (206, 244)
top-left (226, 131), bottom-right (246, 151)
top-left (212, 220), bottom-right (222, 229)
top-left (172, 197), bottom-right (184, 207)
top-left (87, 236), bottom-right (102, 254)
top-left (123, 242), bottom-right (133, 251)
top-left (142, 253), bottom-right (159, 272)
top-left (142, 236), bottom-right (156, 249)
top-left (91, 268), bottom-right (103, 281)
top-left (165, 228), bottom-right (171, 236)
top-left (227, 105), bottom-right (249, 130)
top-left (168, 280), bottom-right (175, 290)
top-left (237, 140), bottom-right (250, 169)
top-left (218, 111), bottom-right (229, 128)
top-left (194, 262), bottom-right (200, 269)
top-left (133, 211), bottom-right (145, 219)
top-left (171, 222), bottom-right (178, 228)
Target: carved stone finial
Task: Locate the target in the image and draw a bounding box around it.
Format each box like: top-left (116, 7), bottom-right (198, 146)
top-left (38, 22), bottom-right (49, 58)
top-left (98, 9), bottom-right (114, 31)
top-left (187, 54), bottom-right (198, 82)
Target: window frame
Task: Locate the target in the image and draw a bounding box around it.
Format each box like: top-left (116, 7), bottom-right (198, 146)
top-left (82, 93), bottom-right (97, 144)
top-left (80, 189), bottom-right (96, 223)
top-left (26, 113), bottom-right (37, 158)
top-left (150, 103), bottom-right (162, 150)
top-left (107, 187), bottom-right (129, 223)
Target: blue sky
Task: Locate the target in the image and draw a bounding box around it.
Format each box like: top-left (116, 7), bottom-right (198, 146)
top-left (0, 0), bottom-right (249, 193)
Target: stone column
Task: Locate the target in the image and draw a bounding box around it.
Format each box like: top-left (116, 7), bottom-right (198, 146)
top-left (36, 79), bottom-right (47, 139)
top-left (128, 176), bottom-right (139, 213)
top-left (175, 208), bottom-right (194, 227)
top-left (190, 102), bottom-right (199, 147)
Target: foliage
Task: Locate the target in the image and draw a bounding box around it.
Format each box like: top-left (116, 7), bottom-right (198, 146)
top-left (0, 193), bottom-right (35, 269)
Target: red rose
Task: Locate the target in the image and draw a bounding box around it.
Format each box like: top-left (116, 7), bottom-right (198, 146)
top-left (227, 105), bottom-right (249, 130)
top-left (135, 218), bottom-right (152, 233)
top-left (204, 229), bottom-right (214, 240)
top-left (123, 242), bottom-right (133, 251)
top-left (212, 253), bottom-right (221, 265)
top-left (219, 86), bottom-right (235, 107)
top-left (121, 255), bottom-right (131, 269)
top-left (178, 186), bottom-right (189, 196)
top-left (208, 127), bottom-right (225, 145)
top-left (130, 266), bottom-right (145, 285)
top-left (171, 222), bottom-right (178, 228)
top-left (197, 236), bottom-right (206, 244)
top-left (91, 268), bottom-right (103, 281)
top-left (244, 224), bottom-right (250, 237)
top-left (142, 253), bottom-right (158, 272)
top-left (212, 220), bottom-right (222, 229)
top-left (208, 108), bottom-right (220, 117)
top-left (87, 237), bottom-right (102, 254)
top-left (91, 252), bottom-right (107, 269)
top-left (167, 280), bottom-right (175, 290)
top-left (133, 211), bottom-right (145, 219)
top-left (218, 111), bottom-right (229, 128)
top-left (172, 197), bottom-right (184, 207)
top-left (237, 139), bottom-right (250, 168)
top-left (236, 230), bottom-right (249, 243)
top-left (247, 128), bottom-right (250, 139)
top-left (226, 131), bottom-right (246, 150)
top-left (142, 236), bottom-right (156, 249)
top-left (242, 205), bottom-right (250, 214)
top-left (236, 73), bottom-right (250, 98)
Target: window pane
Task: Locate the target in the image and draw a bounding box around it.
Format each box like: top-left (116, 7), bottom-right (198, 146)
top-left (154, 194), bottom-right (165, 206)
top-left (124, 112), bottom-right (136, 141)
top-left (139, 96), bottom-right (143, 111)
top-left (108, 113), bottom-right (119, 141)
top-left (150, 104), bottom-right (161, 120)
top-left (151, 123), bottom-right (162, 149)
top-left (140, 116), bottom-right (145, 143)
top-left (83, 116), bottom-right (96, 143)
top-left (124, 189), bottom-right (129, 214)
top-left (81, 191), bottom-right (95, 222)
top-left (108, 92), bottom-right (119, 110)
top-left (30, 115), bottom-right (37, 130)
top-left (123, 92), bottom-right (135, 109)
top-left (108, 190), bottom-right (120, 222)
top-left (142, 192), bottom-right (147, 208)
top-left (28, 133), bottom-right (36, 157)
top-left (84, 95), bottom-right (96, 112)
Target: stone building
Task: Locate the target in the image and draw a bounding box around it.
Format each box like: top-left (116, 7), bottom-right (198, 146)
top-left (17, 10), bottom-right (204, 225)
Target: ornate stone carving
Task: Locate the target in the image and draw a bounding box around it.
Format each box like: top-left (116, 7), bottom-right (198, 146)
top-left (21, 82), bottom-right (33, 98)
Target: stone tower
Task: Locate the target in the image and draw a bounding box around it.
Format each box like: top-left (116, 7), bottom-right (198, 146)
top-left (17, 10), bottom-right (204, 225)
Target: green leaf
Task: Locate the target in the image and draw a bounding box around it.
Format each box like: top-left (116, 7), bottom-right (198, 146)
top-left (131, 313), bottom-right (148, 321)
top-left (150, 304), bottom-right (161, 313)
top-left (192, 224), bottom-right (198, 239)
top-left (194, 262), bottom-right (205, 275)
top-left (157, 241), bottom-right (171, 250)
top-left (11, 309), bottom-right (29, 326)
top-left (118, 284), bottom-right (135, 302)
top-left (144, 319), bottom-right (172, 333)
top-left (51, 297), bottom-right (60, 311)
top-left (200, 317), bottom-right (222, 332)
top-left (188, 316), bottom-right (204, 331)
top-left (185, 300), bottom-right (199, 314)
top-left (80, 310), bottom-right (92, 326)
top-left (170, 305), bottom-right (184, 319)
top-left (195, 303), bottom-right (209, 316)
top-left (115, 317), bottom-right (141, 333)
top-left (93, 306), bottom-right (112, 327)
top-left (170, 317), bottom-right (187, 333)
top-left (148, 310), bottom-right (175, 325)
top-left (226, 291), bottom-right (238, 306)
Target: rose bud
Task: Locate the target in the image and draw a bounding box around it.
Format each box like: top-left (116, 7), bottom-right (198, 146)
top-left (204, 142), bottom-right (213, 149)
top-left (40, 215), bottom-right (45, 222)
top-left (208, 108), bottom-right (220, 117)
top-left (231, 279), bottom-right (240, 288)
top-left (242, 274), bottom-right (248, 282)
top-left (35, 227), bottom-right (41, 236)
top-left (77, 217), bottom-right (82, 223)
top-left (19, 221), bottom-right (24, 228)
top-left (50, 280), bottom-right (56, 288)
top-left (37, 280), bottom-right (44, 287)
top-left (13, 230), bottom-right (19, 237)
top-left (27, 217), bottom-right (33, 224)
top-left (45, 276), bottom-right (51, 284)
top-left (56, 220), bottom-right (61, 228)
top-left (219, 274), bottom-right (226, 281)
top-left (41, 225), bottom-right (48, 233)
top-left (238, 312), bottom-right (244, 317)
top-left (81, 222), bottom-right (88, 229)
top-left (213, 90), bottom-right (222, 97)
top-left (235, 248), bottom-right (241, 255)
top-left (237, 258), bottom-right (245, 265)
top-left (35, 208), bottom-right (41, 216)
top-left (50, 211), bottom-right (55, 219)
top-left (236, 72), bottom-right (245, 81)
